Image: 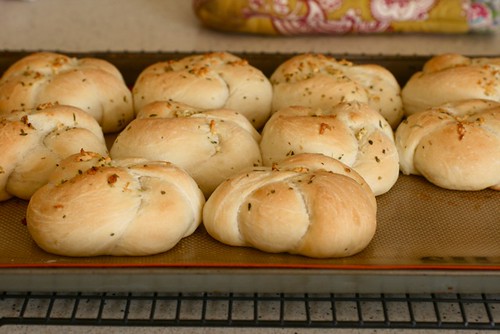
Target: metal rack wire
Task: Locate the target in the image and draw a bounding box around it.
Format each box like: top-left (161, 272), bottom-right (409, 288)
top-left (1, 292), bottom-right (499, 329)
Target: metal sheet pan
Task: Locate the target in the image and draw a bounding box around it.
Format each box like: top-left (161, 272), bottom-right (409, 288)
top-left (0, 52), bottom-right (499, 293)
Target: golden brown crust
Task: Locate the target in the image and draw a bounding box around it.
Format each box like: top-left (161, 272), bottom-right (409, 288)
top-left (203, 153), bottom-right (377, 258)
top-left (132, 52), bottom-right (273, 129)
top-left (0, 104), bottom-right (108, 201)
top-left (270, 53), bottom-right (403, 128)
top-left (260, 102), bottom-right (399, 195)
top-left (26, 151), bottom-right (205, 257)
top-left (395, 99), bottom-right (500, 190)
top-left (402, 53), bottom-right (500, 116)
top-left (0, 52), bottom-right (134, 133)
top-left (110, 100), bottom-right (262, 197)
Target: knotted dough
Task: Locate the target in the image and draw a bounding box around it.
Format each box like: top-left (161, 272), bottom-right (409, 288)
top-left (402, 53), bottom-right (500, 116)
top-left (270, 53), bottom-right (403, 128)
top-left (260, 102), bottom-right (399, 195)
top-left (203, 153), bottom-right (377, 258)
top-left (0, 103), bottom-right (108, 201)
top-left (395, 99), bottom-right (500, 191)
top-left (27, 151), bottom-right (205, 256)
top-left (110, 100), bottom-right (262, 197)
top-left (132, 52), bottom-right (273, 129)
top-left (0, 52), bottom-right (134, 133)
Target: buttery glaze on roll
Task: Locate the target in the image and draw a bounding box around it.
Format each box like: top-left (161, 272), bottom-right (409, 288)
top-left (203, 153), bottom-right (377, 258)
top-left (27, 151), bottom-right (205, 257)
top-left (132, 52), bottom-right (273, 129)
top-left (110, 100), bottom-right (262, 197)
top-left (0, 103), bottom-right (108, 201)
top-left (270, 53), bottom-right (404, 128)
top-left (395, 99), bottom-right (500, 191)
top-left (402, 53), bottom-right (500, 116)
top-left (260, 102), bottom-right (399, 196)
top-left (0, 52), bottom-right (134, 133)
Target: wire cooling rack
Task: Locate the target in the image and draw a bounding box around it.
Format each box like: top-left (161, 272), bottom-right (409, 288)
top-left (1, 292), bottom-right (499, 329)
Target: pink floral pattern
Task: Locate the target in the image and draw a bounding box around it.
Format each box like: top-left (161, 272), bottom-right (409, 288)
top-left (370, 0), bottom-right (436, 22)
top-left (465, 2), bottom-right (494, 29)
top-left (244, 0), bottom-right (391, 34)
top-left (195, 0), bottom-right (499, 35)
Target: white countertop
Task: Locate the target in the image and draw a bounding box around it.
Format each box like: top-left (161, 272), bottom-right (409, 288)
top-left (1, 1), bottom-right (499, 333)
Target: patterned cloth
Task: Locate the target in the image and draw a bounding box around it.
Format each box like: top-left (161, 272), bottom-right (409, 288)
top-left (193, 0), bottom-right (499, 35)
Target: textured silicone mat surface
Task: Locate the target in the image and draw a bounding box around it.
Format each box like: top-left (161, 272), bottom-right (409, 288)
top-left (0, 175), bottom-right (498, 269)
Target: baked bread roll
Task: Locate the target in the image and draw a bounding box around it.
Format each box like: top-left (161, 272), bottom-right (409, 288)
top-left (110, 100), bottom-right (262, 197)
top-left (395, 99), bottom-right (500, 191)
top-left (270, 53), bottom-right (403, 128)
top-left (402, 53), bottom-right (500, 116)
top-left (0, 103), bottom-right (108, 201)
top-left (132, 52), bottom-right (273, 129)
top-left (27, 151), bottom-right (205, 257)
top-left (0, 52), bottom-right (134, 133)
top-left (203, 153), bottom-right (377, 258)
top-left (260, 102), bottom-right (399, 195)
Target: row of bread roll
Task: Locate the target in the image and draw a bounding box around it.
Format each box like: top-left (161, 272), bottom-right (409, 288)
top-left (0, 51), bottom-right (405, 132)
top-left (2, 51), bottom-right (497, 196)
top-left (4, 51), bottom-right (497, 129)
top-left (26, 151), bottom-right (376, 259)
top-left (108, 99), bottom-right (398, 197)
top-left (2, 52), bottom-right (497, 131)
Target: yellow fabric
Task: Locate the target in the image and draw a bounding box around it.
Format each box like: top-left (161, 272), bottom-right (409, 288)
top-left (193, 0), bottom-right (480, 35)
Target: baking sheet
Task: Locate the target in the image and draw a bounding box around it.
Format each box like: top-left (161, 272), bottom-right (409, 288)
top-left (0, 52), bottom-right (499, 293)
